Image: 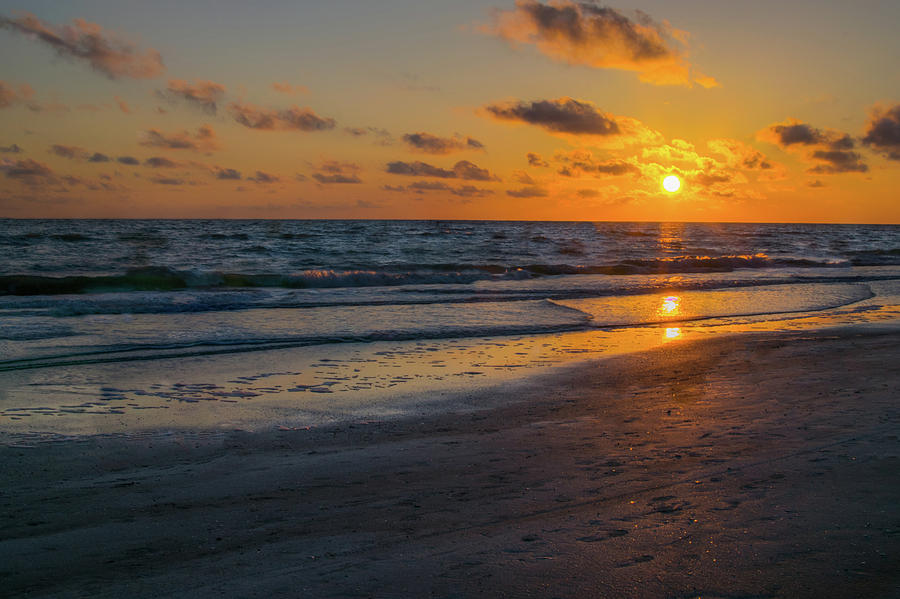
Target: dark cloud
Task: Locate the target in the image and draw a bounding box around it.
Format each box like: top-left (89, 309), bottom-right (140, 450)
top-left (766, 122), bottom-right (853, 150)
top-left (692, 170), bottom-right (733, 187)
top-left (150, 175), bottom-right (185, 185)
top-left (385, 159), bottom-right (498, 181)
top-left (344, 126), bottom-right (394, 145)
top-left (248, 171), bottom-right (281, 184)
top-left (117, 155), bottom-right (140, 165)
top-left (485, 97), bottom-right (619, 135)
top-left (0, 143), bottom-right (23, 153)
top-left (0, 13), bottom-right (164, 79)
top-left (483, 1), bottom-right (716, 87)
top-left (506, 185), bottom-right (548, 198)
top-left (402, 132), bottom-right (484, 154)
top-left (808, 180), bottom-right (825, 188)
top-left (527, 152), bottom-right (549, 167)
top-left (2, 158), bottom-right (57, 185)
top-left (139, 125), bottom-right (219, 152)
top-left (156, 79), bottom-right (225, 114)
top-left (312, 173), bottom-right (361, 184)
top-left (213, 167), bottom-right (241, 180)
top-left (556, 151), bottom-right (639, 177)
top-left (808, 150), bottom-right (868, 174)
top-left (387, 161), bottom-right (455, 178)
top-left (87, 152), bottom-right (110, 163)
top-left (385, 181), bottom-right (492, 197)
top-left (229, 101), bottom-right (336, 132)
top-left (312, 160), bottom-right (362, 184)
top-left (144, 156), bottom-right (178, 168)
top-left (862, 103), bottom-right (900, 160)
top-left (49, 144), bottom-right (89, 160)
top-left (760, 119), bottom-right (867, 175)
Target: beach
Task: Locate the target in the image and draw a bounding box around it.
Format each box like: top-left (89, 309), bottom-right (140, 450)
top-left (3, 323), bottom-right (899, 598)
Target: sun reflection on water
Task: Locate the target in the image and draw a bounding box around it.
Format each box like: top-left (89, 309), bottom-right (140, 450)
top-left (664, 327), bottom-right (682, 340)
top-left (659, 295), bottom-right (681, 316)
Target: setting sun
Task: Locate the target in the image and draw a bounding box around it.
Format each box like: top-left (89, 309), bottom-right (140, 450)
top-left (662, 175), bottom-right (682, 193)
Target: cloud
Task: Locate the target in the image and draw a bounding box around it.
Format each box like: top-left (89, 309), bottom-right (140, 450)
top-left (1, 157), bottom-right (57, 185)
top-left (345, 126), bottom-right (394, 145)
top-left (271, 82), bottom-right (309, 95)
top-left (144, 156), bottom-right (179, 168)
top-left (862, 103), bottom-right (900, 160)
top-left (484, 97), bottom-right (660, 145)
top-left (0, 81), bottom-right (47, 111)
top-left (402, 132), bottom-right (484, 154)
top-left (384, 181), bottom-right (493, 197)
top-left (506, 185), bottom-right (548, 197)
top-left (555, 150), bottom-right (639, 177)
top-left (247, 171), bottom-right (281, 184)
top-left (229, 101), bottom-right (336, 132)
top-left (117, 156), bottom-right (140, 165)
top-left (1, 143), bottom-right (23, 153)
top-left (157, 79), bottom-right (225, 114)
top-left (49, 144), bottom-right (89, 160)
top-left (526, 152), bottom-right (549, 167)
top-left (482, 1), bottom-right (715, 87)
top-left (312, 160), bottom-right (362, 184)
top-left (50, 145), bottom-right (111, 162)
top-left (386, 159), bottom-right (499, 181)
top-left (139, 125), bottom-right (220, 152)
top-left (150, 175), bottom-right (186, 185)
top-left (807, 150), bottom-right (868, 174)
top-left (759, 119), bottom-right (867, 174)
top-left (213, 167), bottom-right (241, 180)
top-left (115, 96), bottom-right (131, 114)
top-left (0, 13), bottom-right (164, 79)
top-left (0, 81), bottom-right (22, 108)
top-left (706, 138), bottom-right (773, 170)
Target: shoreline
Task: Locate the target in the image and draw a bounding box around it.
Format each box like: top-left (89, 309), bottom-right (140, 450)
top-left (2, 324), bottom-right (899, 597)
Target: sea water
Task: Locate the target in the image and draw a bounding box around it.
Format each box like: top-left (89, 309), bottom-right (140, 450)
top-left (1, 220), bottom-right (898, 435)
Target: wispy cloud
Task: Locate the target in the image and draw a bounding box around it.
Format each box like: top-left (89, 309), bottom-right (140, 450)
top-left (1, 158), bottom-right (57, 186)
top-left (481, 1), bottom-right (716, 87)
top-left (271, 82), bottom-right (309, 95)
top-left (156, 79), bottom-right (225, 114)
top-left (506, 185), bottom-right (548, 197)
top-left (402, 132), bottom-right (484, 154)
top-left (312, 160), bottom-right (362, 184)
top-left (386, 160), bottom-right (499, 181)
top-left (229, 101), bottom-right (336, 132)
top-left (139, 125), bottom-right (220, 153)
top-left (0, 13), bottom-right (164, 79)
top-left (383, 181), bottom-right (493, 197)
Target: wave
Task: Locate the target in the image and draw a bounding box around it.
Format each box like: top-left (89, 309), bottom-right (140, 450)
top-left (0, 254), bottom-right (890, 296)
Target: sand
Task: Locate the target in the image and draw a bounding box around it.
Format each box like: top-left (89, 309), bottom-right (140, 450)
top-left (2, 325), bottom-right (899, 598)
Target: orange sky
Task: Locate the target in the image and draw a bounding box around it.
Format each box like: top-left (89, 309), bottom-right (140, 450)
top-left (1, 1), bottom-right (899, 222)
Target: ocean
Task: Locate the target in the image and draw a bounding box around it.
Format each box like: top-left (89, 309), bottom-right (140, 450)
top-left (2, 219), bottom-right (899, 435)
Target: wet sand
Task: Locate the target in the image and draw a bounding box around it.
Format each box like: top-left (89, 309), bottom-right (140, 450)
top-left (2, 326), bottom-right (900, 598)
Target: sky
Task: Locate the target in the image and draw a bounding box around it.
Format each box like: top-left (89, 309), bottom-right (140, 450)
top-left (1, 0), bottom-right (899, 222)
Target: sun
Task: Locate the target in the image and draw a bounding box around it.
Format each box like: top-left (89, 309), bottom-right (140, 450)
top-left (662, 175), bottom-right (681, 193)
